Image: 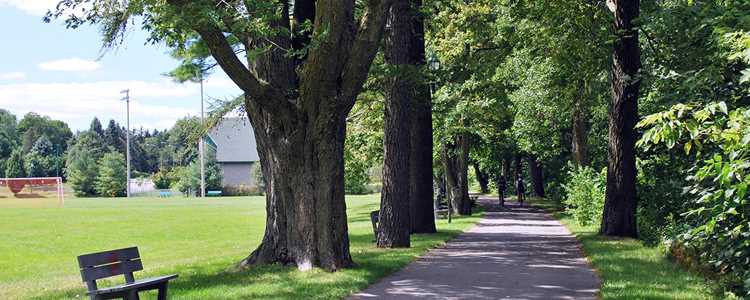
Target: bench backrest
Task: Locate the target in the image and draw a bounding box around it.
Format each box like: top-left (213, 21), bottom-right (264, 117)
top-left (77, 247), bottom-right (143, 291)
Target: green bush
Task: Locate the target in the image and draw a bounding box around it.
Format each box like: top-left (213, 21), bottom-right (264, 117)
top-left (561, 165), bottom-right (605, 227)
top-left (172, 154), bottom-right (223, 195)
top-left (152, 169), bottom-right (173, 189)
top-left (638, 102), bottom-right (750, 296)
top-left (95, 152), bottom-right (126, 197)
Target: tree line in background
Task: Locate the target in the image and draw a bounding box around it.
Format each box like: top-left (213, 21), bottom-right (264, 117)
top-left (0, 110), bottom-right (222, 197)
top-left (49, 0), bottom-right (749, 295)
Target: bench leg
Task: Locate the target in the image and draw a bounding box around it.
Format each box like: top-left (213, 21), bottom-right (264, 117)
top-left (157, 282), bottom-right (169, 300)
top-left (124, 290), bottom-right (140, 300)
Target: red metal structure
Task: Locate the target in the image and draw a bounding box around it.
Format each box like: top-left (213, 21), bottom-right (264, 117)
top-left (0, 177), bottom-right (64, 206)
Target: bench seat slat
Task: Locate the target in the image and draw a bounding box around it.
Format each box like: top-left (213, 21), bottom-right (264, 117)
top-left (88, 274), bottom-right (178, 295)
top-left (78, 247), bottom-right (140, 267)
top-left (81, 259), bottom-right (143, 282)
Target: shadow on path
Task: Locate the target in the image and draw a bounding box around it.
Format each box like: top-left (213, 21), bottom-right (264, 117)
top-left (350, 196), bottom-right (601, 300)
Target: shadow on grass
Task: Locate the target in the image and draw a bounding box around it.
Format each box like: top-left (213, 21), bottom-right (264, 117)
top-left (31, 218), bottom-right (476, 300)
top-left (526, 197), bottom-right (718, 300)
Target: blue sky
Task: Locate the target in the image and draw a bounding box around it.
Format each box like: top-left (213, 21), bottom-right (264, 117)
top-left (0, 1), bottom-right (241, 131)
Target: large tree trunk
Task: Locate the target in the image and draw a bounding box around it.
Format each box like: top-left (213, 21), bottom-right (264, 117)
top-left (408, 0), bottom-right (436, 234)
top-left (527, 157), bottom-right (545, 198)
top-left (378, 1), bottom-right (412, 248)
top-left (240, 95), bottom-right (353, 270)
top-left (227, 1), bottom-right (393, 271)
top-left (601, 0), bottom-right (640, 238)
top-left (442, 136), bottom-right (471, 215)
top-left (572, 80), bottom-right (589, 166)
top-left (472, 163), bottom-right (490, 194)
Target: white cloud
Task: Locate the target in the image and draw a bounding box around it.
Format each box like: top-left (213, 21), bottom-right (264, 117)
top-left (38, 58), bottom-right (101, 72)
top-left (0, 80), bottom-right (200, 130)
top-left (0, 72), bottom-right (25, 80)
top-left (0, 0), bottom-right (60, 16)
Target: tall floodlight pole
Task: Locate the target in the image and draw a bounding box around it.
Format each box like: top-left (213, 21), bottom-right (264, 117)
top-left (121, 89), bottom-right (131, 198)
top-left (199, 76), bottom-right (206, 198)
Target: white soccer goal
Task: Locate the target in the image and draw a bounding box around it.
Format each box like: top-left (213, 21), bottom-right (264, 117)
top-left (0, 177), bottom-right (64, 206)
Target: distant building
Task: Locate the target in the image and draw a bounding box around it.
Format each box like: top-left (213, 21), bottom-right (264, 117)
top-left (206, 118), bottom-right (261, 191)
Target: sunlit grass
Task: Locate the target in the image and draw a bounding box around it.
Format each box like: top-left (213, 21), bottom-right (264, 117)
top-left (0, 194), bottom-right (480, 299)
top-left (528, 197), bottom-right (723, 300)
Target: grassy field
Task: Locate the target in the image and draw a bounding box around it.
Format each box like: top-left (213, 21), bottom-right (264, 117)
top-left (528, 197), bottom-right (724, 300)
top-left (0, 195), bottom-right (481, 299)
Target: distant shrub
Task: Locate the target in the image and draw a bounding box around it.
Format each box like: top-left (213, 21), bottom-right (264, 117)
top-left (152, 170), bottom-right (173, 190)
top-left (562, 165), bottom-right (605, 227)
top-left (222, 184), bottom-right (263, 196)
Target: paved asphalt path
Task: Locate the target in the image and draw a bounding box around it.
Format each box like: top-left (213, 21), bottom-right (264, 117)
top-left (350, 196), bottom-right (600, 300)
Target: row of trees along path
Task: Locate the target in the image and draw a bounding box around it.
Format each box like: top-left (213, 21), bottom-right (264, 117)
top-left (50, 0), bottom-right (641, 279)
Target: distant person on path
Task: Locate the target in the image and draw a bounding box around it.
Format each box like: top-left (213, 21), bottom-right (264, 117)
top-left (497, 176), bottom-right (507, 207)
top-left (516, 177), bottom-right (526, 207)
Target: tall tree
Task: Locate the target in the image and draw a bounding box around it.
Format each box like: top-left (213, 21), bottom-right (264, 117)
top-left (408, 0), bottom-right (436, 234)
top-left (527, 156), bottom-right (545, 198)
top-left (571, 80), bottom-right (590, 166)
top-left (51, 0), bottom-right (394, 271)
top-left (442, 134), bottom-right (471, 215)
top-left (379, 1), bottom-right (413, 248)
top-left (103, 119), bottom-right (124, 153)
top-left (89, 117), bottom-right (104, 137)
top-left (472, 162), bottom-right (490, 194)
top-left (17, 112), bottom-right (71, 154)
top-left (601, 0), bottom-right (641, 237)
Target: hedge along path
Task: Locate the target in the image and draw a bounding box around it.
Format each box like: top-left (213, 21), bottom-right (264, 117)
top-left (351, 196), bottom-right (600, 299)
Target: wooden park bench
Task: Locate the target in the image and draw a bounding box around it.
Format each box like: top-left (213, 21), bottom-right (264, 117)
top-left (435, 208), bottom-right (449, 219)
top-left (206, 190), bottom-right (222, 197)
top-left (77, 247), bottom-right (178, 300)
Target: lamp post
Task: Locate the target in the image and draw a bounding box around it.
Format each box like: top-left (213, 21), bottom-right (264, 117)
top-left (120, 89), bottom-right (131, 198)
top-left (428, 54), bottom-right (447, 222)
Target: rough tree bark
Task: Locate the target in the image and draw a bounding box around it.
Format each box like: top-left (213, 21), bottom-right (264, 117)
top-left (572, 80), bottom-right (590, 166)
top-left (601, 0), bottom-right (640, 238)
top-left (378, 1), bottom-right (412, 248)
top-left (408, 0), bottom-right (436, 234)
top-left (165, 0), bottom-right (395, 271)
top-left (442, 136), bottom-right (471, 215)
top-left (527, 157), bottom-right (545, 198)
top-left (472, 163), bottom-right (490, 194)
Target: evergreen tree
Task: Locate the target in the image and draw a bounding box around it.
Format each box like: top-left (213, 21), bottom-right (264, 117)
top-left (103, 119), bottom-right (124, 153)
top-left (95, 151), bottom-right (127, 197)
top-left (5, 148), bottom-right (26, 178)
top-left (89, 117), bottom-right (104, 137)
top-left (66, 148), bottom-right (99, 196)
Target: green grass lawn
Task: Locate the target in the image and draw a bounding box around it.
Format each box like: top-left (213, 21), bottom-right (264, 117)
top-left (0, 195), bottom-right (481, 299)
top-left (528, 197), bottom-right (724, 300)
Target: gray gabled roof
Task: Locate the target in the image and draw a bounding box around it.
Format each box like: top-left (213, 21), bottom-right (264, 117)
top-left (207, 118), bottom-right (260, 163)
